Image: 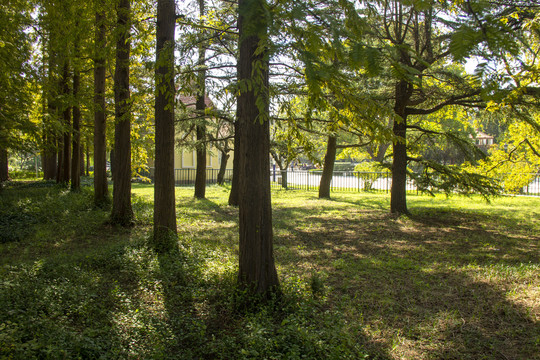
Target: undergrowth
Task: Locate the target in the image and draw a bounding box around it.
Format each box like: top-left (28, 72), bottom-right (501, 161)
top-left (0, 181), bottom-right (370, 359)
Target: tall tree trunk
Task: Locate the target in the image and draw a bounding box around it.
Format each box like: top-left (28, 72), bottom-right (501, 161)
top-left (217, 149), bottom-right (229, 185)
top-left (0, 147), bottom-right (8, 182)
top-left (194, 122), bottom-right (206, 198)
top-left (85, 140), bottom-right (90, 176)
top-left (42, 133), bottom-right (57, 180)
top-left (390, 80), bottom-right (410, 215)
top-left (319, 135), bottom-right (337, 199)
top-left (79, 144), bottom-right (85, 176)
top-left (153, 0), bottom-right (177, 245)
top-left (228, 120), bottom-right (240, 206)
top-left (93, 6), bottom-right (109, 206)
top-left (56, 136), bottom-right (63, 183)
top-left (71, 62), bottom-right (81, 191)
top-left (43, 29), bottom-right (57, 180)
top-left (194, 0), bottom-right (207, 199)
top-left (111, 0), bottom-right (134, 226)
top-left (237, 0), bottom-right (279, 296)
top-left (56, 61), bottom-right (71, 184)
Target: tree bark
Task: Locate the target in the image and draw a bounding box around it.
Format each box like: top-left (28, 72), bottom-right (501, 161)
top-left (390, 80), bottom-right (410, 215)
top-left (153, 0), bottom-right (177, 244)
top-left (228, 120), bottom-right (240, 206)
top-left (71, 62), bottom-right (81, 191)
top-left (79, 144), bottom-right (85, 176)
top-left (56, 136), bottom-right (63, 183)
top-left (42, 133), bottom-right (57, 180)
top-left (281, 168), bottom-right (288, 189)
top-left (111, 0), bottom-right (134, 226)
top-left (217, 149), bottom-right (229, 185)
top-left (85, 140), bottom-right (90, 176)
top-left (93, 6), bottom-right (109, 206)
top-left (318, 135), bottom-right (337, 199)
top-left (58, 61), bottom-right (71, 184)
top-left (194, 0), bottom-right (207, 199)
top-left (0, 147), bottom-right (8, 182)
top-left (194, 122), bottom-right (206, 198)
top-left (237, 0), bottom-right (279, 296)
top-left (43, 27), bottom-right (57, 180)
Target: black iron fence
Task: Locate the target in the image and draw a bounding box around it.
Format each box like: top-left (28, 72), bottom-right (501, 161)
top-left (146, 168), bottom-right (234, 186)
top-left (150, 168), bottom-right (540, 196)
top-left (270, 170), bottom-right (395, 193)
top-left (269, 170), bottom-right (540, 196)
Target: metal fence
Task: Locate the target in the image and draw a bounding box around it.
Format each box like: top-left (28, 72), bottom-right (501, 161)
top-left (269, 170), bottom-right (540, 196)
top-left (172, 168), bottom-right (233, 186)
top-left (162, 168), bottom-right (540, 196)
top-left (270, 170), bottom-right (396, 193)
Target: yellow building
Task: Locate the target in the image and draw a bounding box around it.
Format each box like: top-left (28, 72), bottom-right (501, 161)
top-left (172, 147), bottom-right (233, 184)
top-left (149, 94), bottom-right (234, 185)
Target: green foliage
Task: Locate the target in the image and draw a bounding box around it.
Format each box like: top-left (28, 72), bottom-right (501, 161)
top-left (0, 184), bottom-right (372, 359)
top-left (353, 161), bottom-right (382, 173)
top-left (466, 120), bottom-right (540, 194)
top-left (412, 160), bottom-right (502, 199)
top-left (0, 0), bottom-right (37, 152)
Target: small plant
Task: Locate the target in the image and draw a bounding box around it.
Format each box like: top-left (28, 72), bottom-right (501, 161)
top-left (309, 271), bottom-right (325, 296)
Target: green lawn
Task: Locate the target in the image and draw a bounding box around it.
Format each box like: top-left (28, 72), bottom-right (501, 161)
top-left (1, 181), bottom-right (539, 359)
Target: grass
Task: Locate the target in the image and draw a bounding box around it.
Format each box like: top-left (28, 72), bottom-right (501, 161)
top-left (1, 179), bottom-right (539, 359)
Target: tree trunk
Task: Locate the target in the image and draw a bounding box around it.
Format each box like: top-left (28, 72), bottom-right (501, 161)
top-left (111, 0), bottom-right (134, 226)
top-left (194, 123), bottom-right (206, 198)
top-left (194, 0), bottom-right (207, 199)
top-left (217, 149), bottom-right (229, 185)
top-left (281, 168), bottom-right (288, 189)
top-left (71, 64), bottom-right (81, 191)
top-left (79, 144), bottom-right (85, 176)
top-left (0, 147), bottom-right (8, 182)
top-left (153, 0), bottom-right (177, 245)
top-left (42, 133), bottom-right (57, 180)
top-left (390, 80), bottom-right (410, 215)
top-left (318, 135), bottom-right (337, 199)
top-left (228, 120), bottom-right (240, 206)
top-left (56, 136), bottom-right (63, 183)
top-left (93, 7), bottom-right (109, 206)
top-left (85, 140), bottom-right (90, 176)
top-left (237, 0), bottom-right (280, 296)
top-left (58, 61), bottom-right (71, 184)
top-left (43, 29), bottom-right (57, 181)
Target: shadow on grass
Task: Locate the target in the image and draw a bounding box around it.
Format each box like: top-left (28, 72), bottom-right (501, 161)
top-left (270, 203), bottom-right (539, 359)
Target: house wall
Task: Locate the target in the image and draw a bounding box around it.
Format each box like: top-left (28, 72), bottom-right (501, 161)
top-left (147, 147), bottom-right (233, 183)
top-left (172, 147), bottom-right (234, 183)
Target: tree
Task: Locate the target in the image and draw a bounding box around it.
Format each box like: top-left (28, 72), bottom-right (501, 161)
top-left (342, 0), bottom-right (491, 214)
top-left (111, 0), bottom-right (134, 226)
top-left (318, 135), bottom-right (337, 198)
top-left (0, 0), bottom-right (36, 181)
top-left (93, 0), bottom-right (109, 206)
top-left (228, 119), bottom-right (241, 205)
top-left (153, 0), bottom-right (177, 245)
top-left (237, 0), bottom-right (279, 295)
top-left (194, 0), bottom-right (208, 199)
top-left (71, 21), bottom-right (83, 191)
top-left (0, 148), bottom-right (8, 182)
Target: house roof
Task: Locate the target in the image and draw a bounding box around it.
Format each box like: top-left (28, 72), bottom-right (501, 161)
top-left (475, 131), bottom-right (494, 139)
top-left (178, 94), bottom-right (214, 109)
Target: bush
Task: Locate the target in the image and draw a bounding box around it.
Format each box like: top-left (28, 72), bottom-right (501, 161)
top-left (8, 170), bottom-right (43, 179)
